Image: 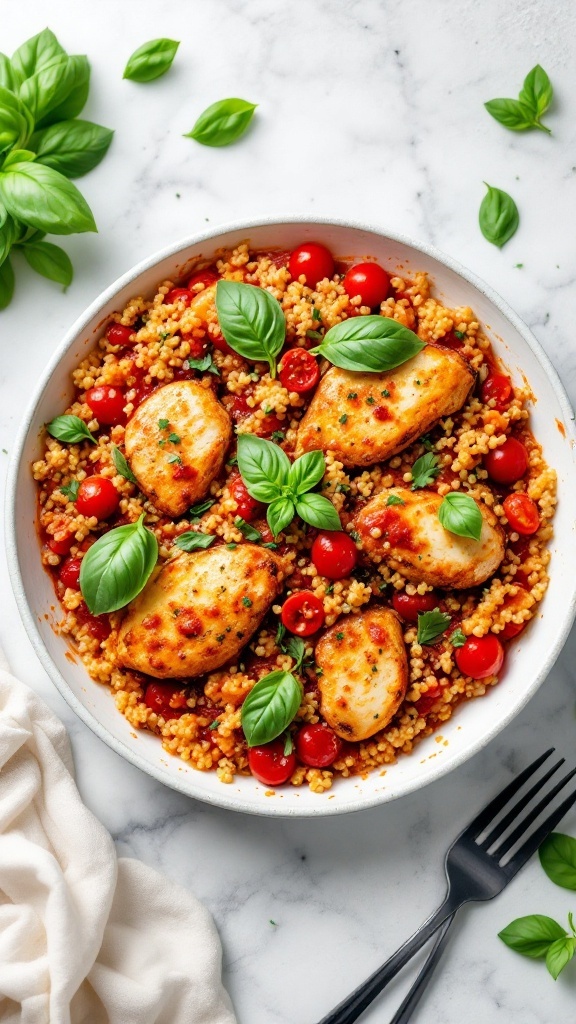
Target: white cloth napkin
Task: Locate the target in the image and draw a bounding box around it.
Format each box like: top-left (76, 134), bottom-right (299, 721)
top-left (0, 653), bottom-right (237, 1024)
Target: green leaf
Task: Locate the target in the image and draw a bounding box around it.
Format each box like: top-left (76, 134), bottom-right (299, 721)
top-left (2, 149), bottom-right (35, 169)
top-left (19, 55), bottom-right (81, 126)
top-left (185, 98), bottom-right (257, 147)
top-left (285, 636), bottom-right (306, 672)
top-left (23, 240), bottom-right (72, 289)
top-left (60, 479), bottom-right (79, 501)
top-left (0, 53), bottom-right (17, 91)
top-left (123, 38), bottom-right (180, 82)
top-left (438, 492), bottom-right (483, 542)
top-left (417, 609), bottom-right (451, 645)
top-left (79, 513), bottom-right (158, 615)
top-left (0, 253), bottom-right (14, 308)
top-left (0, 213), bottom-right (17, 265)
top-left (237, 433), bottom-right (290, 502)
top-left (174, 531), bottom-right (216, 551)
top-left (449, 628), bottom-right (467, 648)
top-left (31, 119), bottom-right (114, 178)
top-left (235, 516), bottom-right (262, 542)
top-left (283, 731), bottom-right (294, 756)
top-left (111, 445), bottom-right (137, 483)
top-left (0, 86), bottom-right (34, 151)
top-left (184, 352), bottom-right (220, 375)
top-left (240, 669), bottom-right (302, 746)
top-left (215, 280), bottom-right (285, 377)
top-left (46, 414), bottom-right (96, 444)
top-left (498, 915), bottom-right (567, 959)
top-left (479, 184), bottom-right (519, 248)
top-left (410, 452), bottom-right (440, 489)
top-left (288, 449), bottom-right (325, 496)
top-left (10, 29), bottom-right (66, 84)
top-left (309, 315), bottom-right (425, 373)
top-left (386, 494), bottom-right (405, 506)
top-left (188, 497), bottom-right (215, 520)
top-left (295, 493), bottom-right (341, 531)
top-left (539, 833), bottom-right (576, 891)
top-left (267, 497), bottom-right (295, 538)
top-left (0, 162), bottom-right (97, 235)
top-left (519, 64), bottom-right (553, 120)
top-left (546, 937), bottom-right (575, 980)
top-left (484, 98), bottom-right (539, 132)
top-left (36, 55), bottom-right (91, 127)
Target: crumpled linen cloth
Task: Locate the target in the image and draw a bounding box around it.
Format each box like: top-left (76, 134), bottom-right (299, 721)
top-left (0, 653), bottom-right (237, 1024)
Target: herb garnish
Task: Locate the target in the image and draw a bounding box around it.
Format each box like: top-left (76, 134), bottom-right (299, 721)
top-left (479, 184), bottom-right (519, 248)
top-left (438, 492), bottom-right (482, 542)
top-left (241, 669), bottom-right (302, 747)
top-left (184, 352), bottom-right (220, 375)
top-left (189, 497), bottom-right (215, 520)
top-left (417, 610), bottom-right (451, 645)
top-left (386, 494), bottom-right (405, 506)
top-left (235, 517), bottom-right (262, 542)
top-left (539, 833), bottom-right (576, 891)
top-left (174, 531), bottom-right (216, 552)
top-left (112, 445), bottom-right (137, 483)
top-left (499, 914), bottom-right (576, 981)
top-left (449, 628), bottom-right (466, 648)
top-left (410, 452), bottom-right (440, 490)
top-left (309, 316), bottom-right (424, 373)
top-left (123, 38), bottom-right (180, 83)
top-left (215, 279), bottom-right (285, 378)
top-left (46, 415), bottom-right (96, 445)
top-left (185, 98), bottom-right (257, 147)
top-left (60, 479), bottom-right (79, 501)
top-left (485, 65), bottom-right (553, 135)
top-left (79, 513), bottom-right (157, 614)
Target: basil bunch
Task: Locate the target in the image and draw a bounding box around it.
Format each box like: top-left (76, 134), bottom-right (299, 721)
top-left (241, 669), bottom-right (302, 747)
top-left (237, 434), bottom-right (341, 537)
top-left (438, 492), bottom-right (482, 542)
top-left (485, 64), bottom-right (553, 135)
top-left (79, 513), bottom-right (158, 614)
top-left (479, 183), bottom-right (519, 249)
top-left (186, 98), bottom-right (257, 147)
top-left (0, 29), bottom-right (113, 309)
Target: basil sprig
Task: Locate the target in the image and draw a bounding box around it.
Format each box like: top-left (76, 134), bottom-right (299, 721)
top-left (438, 492), bottom-right (482, 542)
top-left (417, 609), bottom-right (451, 646)
top-left (309, 316), bottom-right (424, 373)
top-left (485, 64), bottom-right (553, 135)
top-left (215, 280), bottom-right (285, 377)
top-left (47, 414), bottom-right (96, 444)
top-left (539, 834), bottom-right (576, 891)
top-left (185, 98), bottom-right (257, 147)
top-left (499, 914), bottom-right (576, 981)
top-left (241, 669), bottom-right (302, 747)
top-left (79, 513), bottom-right (158, 614)
top-left (479, 184), bottom-right (519, 248)
top-left (237, 435), bottom-right (341, 537)
top-left (123, 39), bottom-right (180, 82)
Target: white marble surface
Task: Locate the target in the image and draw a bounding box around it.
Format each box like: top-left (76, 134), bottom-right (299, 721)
top-left (2, 1), bottom-right (576, 1020)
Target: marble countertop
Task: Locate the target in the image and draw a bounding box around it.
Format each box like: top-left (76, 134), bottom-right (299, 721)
top-left (2, 1), bottom-right (576, 1020)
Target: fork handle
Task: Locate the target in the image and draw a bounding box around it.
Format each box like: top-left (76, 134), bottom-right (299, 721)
top-left (389, 914), bottom-right (455, 1024)
top-left (316, 896), bottom-right (460, 1024)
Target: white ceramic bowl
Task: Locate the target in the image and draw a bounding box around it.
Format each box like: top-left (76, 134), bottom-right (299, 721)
top-left (7, 217), bottom-right (576, 817)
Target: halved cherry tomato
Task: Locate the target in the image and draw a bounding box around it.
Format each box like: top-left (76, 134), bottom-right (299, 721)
top-left (281, 590), bottom-right (325, 636)
top-left (343, 263), bottom-right (390, 307)
top-left (296, 723), bottom-right (342, 767)
top-left (210, 331), bottom-right (236, 356)
top-left (106, 323), bottom-right (135, 346)
top-left (59, 557), bottom-right (82, 590)
top-left (75, 602), bottom-right (111, 642)
top-left (48, 533), bottom-right (74, 555)
top-left (484, 437), bottom-right (528, 485)
top-left (392, 590), bottom-right (439, 623)
top-left (503, 493), bottom-right (539, 535)
top-left (500, 619), bottom-right (526, 640)
top-left (414, 683), bottom-right (443, 716)
top-left (279, 348), bottom-right (320, 394)
top-left (311, 531), bottom-right (358, 579)
top-left (229, 475), bottom-right (263, 522)
top-left (481, 373), bottom-right (512, 410)
top-left (188, 269), bottom-right (218, 290)
top-left (288, 243), bottom-right (334, 288)
top-left (144, 681), bottom-right (188, 719)
top-left (255, 413), bottom-right (283, 437)
top-left (85, 385), bottom-right (126, 425)
top-left (248, 740), bottom-right (296, 785)
top-left (76, 477), bottom-right (120, 520)
top-left (165, 287), bottom-right (192, 306)
top-left (455, 635), bottom-right (504, 679)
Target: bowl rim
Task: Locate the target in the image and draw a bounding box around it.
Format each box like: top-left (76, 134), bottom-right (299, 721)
top-left (6, 214), bottom-right (576, 817)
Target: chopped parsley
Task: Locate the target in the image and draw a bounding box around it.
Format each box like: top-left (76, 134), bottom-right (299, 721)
top-left (347, 392), bottom-right (358, 400)
top-left (335, 632), bottom-right (344, 641)
top-left (381, 389), bottom-right (390, 398)
top-left (417, 609), bottom-right (451, 646)
top-left (312, 307), bottom-right (321, 322)
top-left (366, 396), bottom-right (376, 405)
top-left (168, 432), bottom-right (181, 444)
top-left (386, 494), bottom-right (405, 506)
top-left (410, 452), bottom-right (440, 490)
top-left (454, 330), bottom-right (466, 340)
top-left (235, 517), bottom-right (262, 542)
top-left (450, 628), bottom-right (467, 648)
top-left (271, 430), bottom-right (285, 442)
top-left (209, 720), bottom-right (220, 730)
top-left (183, 353), bottom-right (220, 375)
top-left (339, 414), bottom-right (348, 424)
top-left (242, 597), bottom-right (253, 607)
top-left (167, 454), bottom-right (182, 465)
top-left (335, 482), bottom-right (350, 493)
top-left (158, 418), bottom-right (169, 430)
top-left (60, 479), bottom-right (79, 501)
top-left (226, 543), bottom-right (238, 550)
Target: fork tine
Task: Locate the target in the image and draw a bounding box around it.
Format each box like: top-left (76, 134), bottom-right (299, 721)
top-left (478, 757), bottom-right (565, 849)
top-left (504, 783), bottom-right (576, 877)
top-left (494, 766), bottom-right (576, 860)
top-left (463, 748), bottom-right (554, 840)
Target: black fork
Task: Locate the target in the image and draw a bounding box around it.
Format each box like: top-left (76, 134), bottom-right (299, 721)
top-left (316, 749), bottom-right (576, 1024)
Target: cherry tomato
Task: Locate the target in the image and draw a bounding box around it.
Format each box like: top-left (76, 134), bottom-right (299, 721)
top-left (279, 348), bottom-right (320, 394)
top-left (106, 323), bottom-right (135, 346)
top-left (165, 287), bottom-right (192, 306)
top-left (188, 269), bottom-right (218, 290)
top-left (248, 740), bottom-right (296, 786)
top-left (343, 263), bottom-right (390, 307)
top-left (311, 531), bottom-right (358, 579)
top-left (500, 619), bottom-right (525, 640)
top-left (414, 683), bottom-right (443, 717)
top-left (288, 242), bottom-right (334, 288)
top-left (484, 437), bottom-right (528, 485)
top-left (59, 557), bottom-right (82, 590)
top-left (503, 493), bottom-right (539, 535)
top-left (210, 331), bottom-right (236, 356)
top-left (481, 373), bottom-right (512, 410)
top-left (85, 385), bottom-right (126, 425)
top-left (392, 590), bottom-right (439, 623)
top-left (144, 681), bottom-right (187, 719)
top-left (75, 602), bottom-right (111, 643)
top-left (296, 723), bottom-right (342, 767)
top-left (48, 533), bottom-right (74, 555)
top-left (255, 413), bottom-right (283, 438)
top-left (281, 590), bottom-right (325, 636)
top-left (229, 475), bottom-right (263, 522)
top-left (76, 477), bottom-right (120, 520)
top-left (455, 635), bottom-right (504, 679)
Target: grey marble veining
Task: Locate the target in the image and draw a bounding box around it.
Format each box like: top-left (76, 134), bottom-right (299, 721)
top-left (2, 1), bottom-right (576, 1020)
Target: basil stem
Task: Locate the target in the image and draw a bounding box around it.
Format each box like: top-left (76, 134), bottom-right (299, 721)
top-left (123, 39), bottom-right (180, 83)
top-left (479, 184), bottom-right (519, 249)
top-left (79, 513), bottom-right (158, 615)
top-left (185, 98), bottom-right (257, 147)
top-left (309, 316), bottom-right (425, 373)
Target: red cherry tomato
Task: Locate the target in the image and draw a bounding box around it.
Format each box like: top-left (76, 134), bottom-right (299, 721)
top-left (59, 557), bottom-right (82, 590)
top-left (392, 590), bottom-right (439, 623)
top-left (248, 740), bottom-right (296, 786)
top-left (106, 323), bottom-right (135, 346)
top-left (500, 619), bottom-right (525, 640)
top-left (279, 348), bottom-right (320, 394)
top-left (311, 532), bottom-right (358, 579)
top-left (288, 243), bottom-right (334, 288)
top-left (48, 533), bottom-right (74, 555)
top-left (503, 493), bottom-right (540, 535)
top-left (75, 602), bottom-right (111, 642)
top-left (343, 263), bottom-right (390, 307)
top-left (296, 723), bottom-right (342, 767)
top-left (144, 681), bottom-right (187, 719)
top-left (188, 269), bottom-right (218, 290)
top-left (210, 331), bottom-right (236, 356)
top-left (255, 413), bottom-right (283, 438)
top-left (281, 590), bottom-right (325, 636)
top-left (455, 635), bottom-right (504, 679)
top-left (229, 475), bottom-right (263, 522)
top-left (165, 287), bottom-right (192, 307)
top-left (76, 477), bottom-right (120, 520)
top-left (484, 437), bottom-right (528, 485)
top-left (481, 373), bottom-right (512, 410)
top-left (85, 385), bottom-right (126, 425)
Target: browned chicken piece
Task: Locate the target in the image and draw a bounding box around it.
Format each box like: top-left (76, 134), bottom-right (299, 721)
top-left (316, 607), bottom-right (408, 742)
top-left (354, 487), bottom-right (505, 589)
top-left (117, 543), bottom-right (285, 679)
top-left (294, 345), bottom-right (474, 467)
top-left (125, 380), bottom-right (232, 517)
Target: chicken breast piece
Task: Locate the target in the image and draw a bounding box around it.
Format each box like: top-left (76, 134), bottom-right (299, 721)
top-left (354, 487), bottom-right (505, 589)
top-left (117, 544), bottom-right (285, 679)
top-left (295, 345), bottom-right (474, 467)
top-left (125, 380), bottom-right (232, 517)
top-left (316, 607), bottom-right (408, 742)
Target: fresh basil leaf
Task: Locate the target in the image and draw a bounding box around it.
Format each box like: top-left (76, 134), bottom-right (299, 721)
top-left (111, 445), bottom-right (137, 483)
top-left (449, 628), bottom-right (466, 648)
top-left (0, 53), bottom-right (17, 91)
top-left (174, 531), bottom-right (216, 551)
top-left (215, 280), bottom-right (285, 377)
top-left (19, 55), bottom-right (79, 125)
top-left (438, 492), bottom-right (482, 542)
top-left (519, 64), bottom-right (553, 121)
top-left (235, 516), bottom-right (262, 542)
top-left (31, 119), bottom-right (114, 178)
top-left (184, 352), bottom-right (220, 375)
top-left (294, 493), bottom-right (341, 531)
top-left (386, 494), bottom-right (405, 506)
top-left (288, 449), bottom-right (325, 496)
top-left (498, 915), bottom-right (566, 958)
top-left (411, 452), bottom-right (440, 490)
top-left (23, 240), bottom-right (73, 289)
top-left (267, 497), bottom-right (295, 538)
top-left (2, 149), bottom-right (36, 170)
top-left (539, 833), bottom-right (576, 891)
top-left (479, 184), bottom-right (519, 248)
top-left (283, 731), bottom-right (294, 756)
top-left (484, 98), bottom-right (538, 132)
top-left (0, 162), bottom-right (97, 235)
top-left (285, 636), bottom-right (306, 672)
top-left (36, 55), bottom-right (91, 127)
top-left (186, 98), bottom-right (257, 147)
top-left (237, 433), bottom-right (290, 501)
top-left (546, 937), bottom-right (575, 981)
top-left (10, 29), bottom-right (66, 84)
top-left (0, 253), bottom-right (14, 308)
top-left (0, 86), bottom-right (34, 151)
top-left (79, 513), bottom-right (158, 614)
top-left (123, 38), bottom-right (179, 82)
top-left (417, 609), bottom-right (451, 646)
top-left (0, 213), bottom-right (17, 265)
top-left (310, 315), bottom-right (425, 373)
top-left (241, 669), bottom-right (302, 746)
top-left (46, 414), bottom-right (96, 444)
top-left (188, 497), bottom-right (215, 520)
top-left (60, 479), bottom-right (79, 501)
